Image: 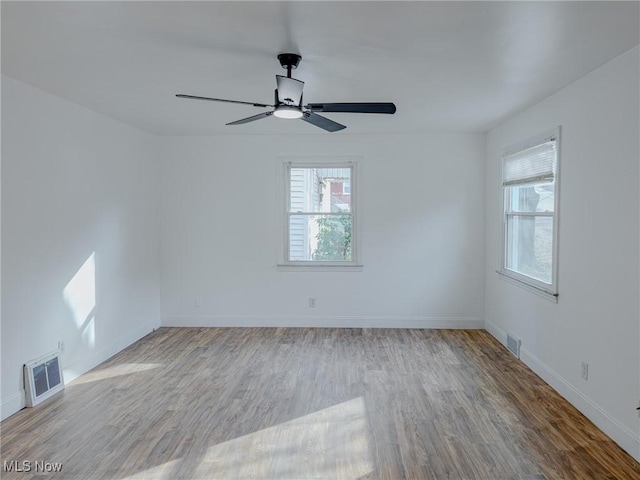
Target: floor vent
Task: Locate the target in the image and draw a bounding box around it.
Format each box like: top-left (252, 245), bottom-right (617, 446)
top-left (24, 351), bottom-right (65, 407)
top-left (506, 332), bottom-right (521, 359)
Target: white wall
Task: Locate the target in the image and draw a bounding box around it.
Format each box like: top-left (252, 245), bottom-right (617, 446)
top-left (4, 42), bottom-right (637, 463)
top-left (1, 76), bottom-right (161, 420)
top-left (159, 133), bottom-right (486, 328)
top-left (484, 46), bottom-right (640, 460)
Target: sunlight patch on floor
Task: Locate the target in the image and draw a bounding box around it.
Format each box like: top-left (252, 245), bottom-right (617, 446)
top-left (193, 396), bottom-right (373, 479)
top-left (120, 458), bottom-right (182, 480)
top-left (69, 363), bottom-right (164, 386)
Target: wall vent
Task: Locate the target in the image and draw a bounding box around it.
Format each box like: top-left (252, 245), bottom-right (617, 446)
top-left (24, 350), bottom-right (65, 407)
top-left (506, 332), bottom-right (521, 359)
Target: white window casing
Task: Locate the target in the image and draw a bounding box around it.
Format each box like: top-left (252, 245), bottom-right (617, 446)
top-left (278, 157), bottom-right (362, 270)
top-left (499, 127), bottom-right (560, 300)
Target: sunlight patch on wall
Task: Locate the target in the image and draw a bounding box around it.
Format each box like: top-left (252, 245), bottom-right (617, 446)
top-left (193, 396), bottom-right (373, 479)
top-left (63, 252), bottom-right (96, 329)
top-left (69, 363), bottom-right (164, 386)
top-left (81, 317), bottom-right (96, 348)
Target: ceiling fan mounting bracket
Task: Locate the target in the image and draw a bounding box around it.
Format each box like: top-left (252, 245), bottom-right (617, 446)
top-left (278, 53), bottom-right (302, 78)
top-left (277, 53), bottom-right (302, 69)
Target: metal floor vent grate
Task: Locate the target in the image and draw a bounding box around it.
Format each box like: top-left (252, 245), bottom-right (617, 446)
top-left (506, 332), bottom-right (521, 359)
top-left (24, 350), bottom-right (65, 407)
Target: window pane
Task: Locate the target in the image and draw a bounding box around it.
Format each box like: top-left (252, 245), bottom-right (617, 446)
top-left (506, 215), bottom-right (553, 284)
top-left (507, 182), bottom-right (555, 213)
top-left (289, 168), bottom-right (351, 213)
top-left (289, 214), bottom-right (352, 262)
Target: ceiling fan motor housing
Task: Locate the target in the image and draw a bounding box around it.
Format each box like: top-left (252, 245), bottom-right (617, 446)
top-left (277, 53), bottom-right (302, 70)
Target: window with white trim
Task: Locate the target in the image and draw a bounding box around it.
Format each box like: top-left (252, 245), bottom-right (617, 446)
top-left (284, 161), bottom-right (358, 265)
top-left (501, 128), bottom-right (560, 297)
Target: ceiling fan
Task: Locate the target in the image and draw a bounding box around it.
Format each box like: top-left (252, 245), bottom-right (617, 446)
top-left (176, 53), bottom-right (396, 132)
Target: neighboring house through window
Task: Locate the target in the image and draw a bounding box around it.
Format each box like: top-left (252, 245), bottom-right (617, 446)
top-left (283, 160), bottom-right (359, 266)
top-left (501, 128), bottom-right (560, 298)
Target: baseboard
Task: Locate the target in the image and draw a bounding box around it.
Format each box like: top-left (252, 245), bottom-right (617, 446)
top-left (0, 319), bottom-right (158, 421)
top-left (161, 315), bottom-right (484, 329)
top-left (484, 319), bottom-right (640, 462)
top-left (483, 319), bottom-right (506, 346)
top-left (1, 391), bottom-right (24, 421)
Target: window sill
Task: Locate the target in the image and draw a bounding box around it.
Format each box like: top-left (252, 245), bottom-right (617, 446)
top-left (496, 270), bottom-right (558, 303)
top-left (277, 264), bottom-right (363, 272)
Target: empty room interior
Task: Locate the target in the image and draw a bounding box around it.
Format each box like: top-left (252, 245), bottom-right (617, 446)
top-left (1, 1), bottom-right (640, 479)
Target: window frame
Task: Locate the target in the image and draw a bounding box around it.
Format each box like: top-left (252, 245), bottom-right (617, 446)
top-left (499, 127), bottom-right (561, 300)
top-left (280, 157), bottom-right (361, 269)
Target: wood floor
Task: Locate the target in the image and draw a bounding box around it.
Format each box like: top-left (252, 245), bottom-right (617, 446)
top-left (1, 328), bottom-right (638, 479)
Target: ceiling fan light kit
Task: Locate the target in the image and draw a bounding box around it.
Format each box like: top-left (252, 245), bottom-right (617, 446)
top-left (273, 106), bottom-right (303, 119)
top-left (176, 53), bottom-right (396, 132)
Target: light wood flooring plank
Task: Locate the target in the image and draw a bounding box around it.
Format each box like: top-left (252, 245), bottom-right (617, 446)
top-left (1, 328), bottom-right (638, 479)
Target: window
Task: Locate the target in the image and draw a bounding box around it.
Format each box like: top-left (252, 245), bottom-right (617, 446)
top-left (501, 128), bottom-right (560, 297)
top-left (284, 161), bottom-right (358, 266)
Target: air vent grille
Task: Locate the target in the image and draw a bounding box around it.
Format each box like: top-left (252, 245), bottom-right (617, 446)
top-left (24, 351), bottom-right (65, 407)
top-left (506, 332), bottom-right (521, 359)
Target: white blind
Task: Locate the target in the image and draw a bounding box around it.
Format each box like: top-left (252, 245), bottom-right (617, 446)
top-left (503, 140), bottom-right (556, 186)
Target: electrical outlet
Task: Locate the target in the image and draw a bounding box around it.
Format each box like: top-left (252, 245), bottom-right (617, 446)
top-left (58, 340), bottom-right (65, 353)
top-left (195, 296), bottom-right (203, 308)
top-left (581, 361), bottom-right (589, 381)
top-left (308, 297), bottom-right (316, 308)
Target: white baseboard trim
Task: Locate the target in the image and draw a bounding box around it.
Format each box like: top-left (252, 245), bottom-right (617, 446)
top-left (161, 315), bottom-right (484, 329)
top-left (483, 319), bottom-right (506, 345)
top-left (484, 319), bottom-right (640, 462)
top-left (1, 391), bottom-right (24, 421)
top-left (0, 319), bottom-right (158, 421)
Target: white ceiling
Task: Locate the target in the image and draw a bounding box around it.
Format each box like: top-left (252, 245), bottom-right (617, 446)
top-left (2, 1), bottom-right (638, 136)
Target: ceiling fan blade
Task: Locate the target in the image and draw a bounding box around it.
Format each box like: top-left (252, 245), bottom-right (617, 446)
top-left (275, 76), bottom-right (304, 106)
top-left (176, 94), bottom-right (272, 108)
top-left (226, 111), bottom-right (273, 126)
top-left (306, 102), bottom-right (396, 114)
top-left (301, 112), bottom-right (346, 132)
